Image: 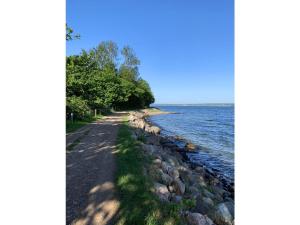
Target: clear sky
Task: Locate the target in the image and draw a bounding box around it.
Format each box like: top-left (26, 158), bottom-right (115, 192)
top-left (67, 0), bottom-right (234, 104)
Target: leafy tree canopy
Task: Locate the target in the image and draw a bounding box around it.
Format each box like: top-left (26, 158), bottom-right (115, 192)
top-left (66, 41), bottom-right (155, 118)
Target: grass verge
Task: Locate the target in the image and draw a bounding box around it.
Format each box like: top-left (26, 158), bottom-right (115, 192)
top-left (66, 115), bottom-right (102, 134)
top-left (115, 122), bottom-right (183, 225)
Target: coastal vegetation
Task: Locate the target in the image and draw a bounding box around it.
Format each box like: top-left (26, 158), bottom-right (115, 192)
top-left (115, 121), bottom-right (186, 225)
top-left (125, 111), bottom-right (235, 225)
top-left (66, 114), bottom-right (102, 133)
top-left (66, 40), bottom-right (155, 122)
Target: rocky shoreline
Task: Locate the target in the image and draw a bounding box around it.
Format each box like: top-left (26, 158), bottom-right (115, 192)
top-left (128, 110), bottom-right (234, 225)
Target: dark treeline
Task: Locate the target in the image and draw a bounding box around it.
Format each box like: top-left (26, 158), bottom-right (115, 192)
top-left (66, 41), bottom-right (155, 120)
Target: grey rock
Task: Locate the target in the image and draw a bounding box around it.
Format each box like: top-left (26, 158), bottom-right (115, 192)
top-left (145, 134), bottom-right (161, 145)
top-left (168, 167), bottom-right (180, 179)
top-left (211, 186), bottom-right (225, 195)
top-left (148, 166), bottom-right (163, 181)
top-left (161, 161), bottom-right (171, 174)
top-left (195, 166), bottom-right (205, 174)
top-left (203, 189), bottom-right (215, 199)
top-left (145, 125), bottom-right (161, 134)
top-left (213, 203), bottom-right (233, 225)
top-left (168, 185), bottom-right (175, 193)
top-left (178, 168), bottom-right (194, 186)
top-left (187, 212), bottom-right (215, 225)
top-left (153, 158), bottom-right (162, 168)
top-left (173, 178), bottom-right (185, 195)
top-left (171, 195), bottom-right (182, 203)
top-left (188, 186), bottom-right (201, 199)
top-left (142, 144), bottom-right (159, 155)
top-left (161, 172), bottom-right (173, 186)
top-left (195, 196), bottom-right (214, 215)
top-left (153, 182), bottom-right (170, 202)
top-left (224, 201), bottom-right (234, 218)
top-left (135, 119), bottom-right (146, 129)
top-left (166, 156), bottom-right (180, 167)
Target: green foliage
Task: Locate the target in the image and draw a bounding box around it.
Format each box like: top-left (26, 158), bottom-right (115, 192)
top-left (66, 24), bottom-right (80, 41)
top-left (66, 41), bottom-right (155, 118)
top-left (66, 96), bottom-right (90, 120)
top-left (115, 123), bottom-right (182, 225)
top-left (66, 120), bottom-right (89, 134)
top-left (180, 199), bottom-right (196, 210)
top-left (137, 133), bottom-right (146, 143)
top-left (66, 115), bottom-right (102, 134)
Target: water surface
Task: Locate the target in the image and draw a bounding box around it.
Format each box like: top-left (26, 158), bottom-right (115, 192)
top-left (149, 104), bottom-right (234, 182)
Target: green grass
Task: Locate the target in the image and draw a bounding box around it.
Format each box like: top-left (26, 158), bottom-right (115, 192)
top-left (115, 123), bottom-right (183, 225)
top-left (66, 115), bottom-right (102, 134)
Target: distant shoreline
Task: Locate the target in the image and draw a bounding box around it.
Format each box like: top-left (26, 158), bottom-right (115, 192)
top-left (142, 107), bottom-right (178, 116)
top-left (152, 103), bottom-right (234, 107)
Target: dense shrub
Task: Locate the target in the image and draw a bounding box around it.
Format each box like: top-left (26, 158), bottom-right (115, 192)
top-left (66, 96), bottom-right (91, 120)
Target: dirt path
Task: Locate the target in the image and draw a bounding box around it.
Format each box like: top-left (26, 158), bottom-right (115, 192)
top-left (66, 112), bottom-right (127, 225)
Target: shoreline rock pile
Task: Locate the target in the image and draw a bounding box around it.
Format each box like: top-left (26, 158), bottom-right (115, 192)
top-left (128, 111), bottom-right (234, 225)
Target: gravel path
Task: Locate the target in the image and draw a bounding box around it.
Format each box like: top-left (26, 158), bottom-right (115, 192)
top-left (66, 112), bottom-right (127, 225)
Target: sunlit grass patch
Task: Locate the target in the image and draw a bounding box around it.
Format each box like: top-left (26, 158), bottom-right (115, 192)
top-left (66, 115), bottom-right (103, 133)
top-left (115, 123), bottom-right (183, 225)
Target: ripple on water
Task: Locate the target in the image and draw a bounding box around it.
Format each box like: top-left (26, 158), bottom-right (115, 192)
top-left (149, 105), bottom-right (234, 182)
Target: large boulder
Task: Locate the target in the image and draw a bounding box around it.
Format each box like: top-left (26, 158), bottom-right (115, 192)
top-left (153, 182), bottom-right (170, 202)
top-left (161, 172), bottom-right (173, 186)
top-left (166, 155), bottom-right (180, 167)
top-left (195, 195), bottom-right (215, 215)
top-left (187, 185), bottom-right (201, 199)
top-left (212, 203), bottom-right (233, 225)
top-left (224, 201), bottom-right (234, 218)
top-left (168, 185), bottom-right (175, 193)
top-left (203, 189), bottom-right (215, 200)
top-left (172, 178), bottom-right (185, 195)
top-left (194, 175), bottom-right (208, 188)
top-left (129, 111), bottom-right (144, 120)
top-left (168, 167), bottom-right (180, 179)
top-left (148, 166), bottom-right (163, 181)
top-left (211, 186), bottom-right (228, 202)
top-left (142, 144), bottom-right (159, 155)
top-left (145, 125), bottom-right (161, 134)
top-left (195, 166), bottom-right (205, 175)
top-left (153, 158), bottom-right (162, 168)
top-left (161, 161), bottom-right (171, 174)
top-left (186, 212), bottom-right (215, 225)
top-left (145, 134), bottom-right (161, 145)
top-left (136, 119), bottom-right (146, 129)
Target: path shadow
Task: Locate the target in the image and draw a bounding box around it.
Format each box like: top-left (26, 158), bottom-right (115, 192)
top-left (66, 113), bottom-right (125, 225)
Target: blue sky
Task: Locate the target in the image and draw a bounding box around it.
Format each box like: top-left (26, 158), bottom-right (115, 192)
top-left (67, 0), bottom-right (234, 104)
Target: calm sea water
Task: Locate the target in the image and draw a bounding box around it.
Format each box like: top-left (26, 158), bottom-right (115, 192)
top-left (149, 105), bottom-right (234, 182)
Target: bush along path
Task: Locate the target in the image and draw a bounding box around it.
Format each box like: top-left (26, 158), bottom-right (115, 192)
top-left (66, 112), bottom-right (127, 225)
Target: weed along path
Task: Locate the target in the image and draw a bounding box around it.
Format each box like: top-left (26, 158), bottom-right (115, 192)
top-left (66, 112), bottom-right (127, 225)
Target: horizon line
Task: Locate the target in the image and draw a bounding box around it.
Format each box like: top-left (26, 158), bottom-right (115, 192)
top-left (152, 103), bottom-right (234, 105)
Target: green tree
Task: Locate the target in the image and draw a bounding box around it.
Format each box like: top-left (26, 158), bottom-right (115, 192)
top-left (92, 41), bottom-right (118, 69)
top-left (66, 41), bottom-right (155, 116)
top-left (66, 24), bottom-right (80, 41)
top-left (66, 96), bottom-right (90, 120)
